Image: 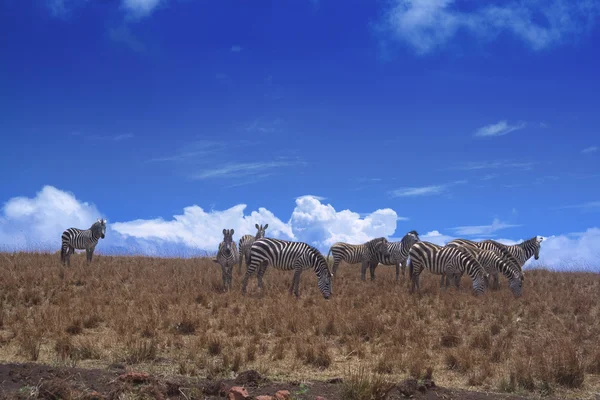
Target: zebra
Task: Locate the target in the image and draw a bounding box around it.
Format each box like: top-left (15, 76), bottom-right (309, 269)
top-left (326, 237), bottom-right (391, 281)
top-left (480, 236), bottom-right (544, 269)
top-left (366, 230), bottom-right (421, 281)
top-left (407, 241), bottom-right (489, 296)
top-left (443, 242), bottom-right (525, 297)
top-left (241, 237), bottom-right (333, 299)
top-left (238, 223), bottom-right (268, 274)
top-left (60, 219), bottom-right (107, 266)
top-left (213, 229), bottom-right (238, 291)
top-left (442, 238), bottom-right (521, 290)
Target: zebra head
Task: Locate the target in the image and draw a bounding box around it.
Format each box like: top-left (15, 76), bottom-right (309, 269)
top-left (317, 255), bottom-right (333, 300)
top-left (254, 223), bottom-right (269, 239)
top-left (533, 235), bottom-right (544, 260)
top-left (407, 230), bottom-right (420, 241)
top-left (508, 273), bottom-right (523, 298)
top-left (222, 229), bottom-right (235, 256)
top-left (403, 230), bottom-right (420, 246)
top-left (371, 237), bottom-right (390, 257)
top-left (93, 219), bottom-right (107, 239)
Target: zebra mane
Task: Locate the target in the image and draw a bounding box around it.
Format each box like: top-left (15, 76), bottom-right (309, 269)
top-left (365, 237), bottom-right (386, 246)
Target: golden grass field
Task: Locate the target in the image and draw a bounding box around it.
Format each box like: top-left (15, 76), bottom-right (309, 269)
top-left (0, 252), bottom-right (599, 399)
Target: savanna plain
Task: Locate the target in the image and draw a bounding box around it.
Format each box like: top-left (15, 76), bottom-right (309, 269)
top-left (0, 252), bottom-right (599, 399)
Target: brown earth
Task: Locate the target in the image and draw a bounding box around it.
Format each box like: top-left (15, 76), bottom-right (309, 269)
top-left (0, 252), bottom-right (599, 399)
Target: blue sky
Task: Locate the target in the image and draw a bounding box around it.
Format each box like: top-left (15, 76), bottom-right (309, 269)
top-left (1, 0), bottom-right (599, 269)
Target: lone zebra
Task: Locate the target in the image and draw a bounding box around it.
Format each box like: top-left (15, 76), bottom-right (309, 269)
top-left (327, 237), bottom-right (391, 281)
top-left (408, 241), bottom-right (489, 296)
top-left (443, 238), bottom-right (521, 290)
top-left (238, 223), bottom-right (268, 274)
top-left (60, 219), bottom-right (107, 266)
top-left (213, 229), bottom-right (238, 291)
top-left (367, 230), bottom-right (420, 281)
top-left (444, 241), bottom-right (525, 297)
top-left (242, 237), bottom-right (333, 299)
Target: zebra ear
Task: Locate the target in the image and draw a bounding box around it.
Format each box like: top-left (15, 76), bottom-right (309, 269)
top-left (264, 223), bottom-right (268, 229)
top-left (223, 229), bottom-right (227, 235)
top-left (230, 229), bottom-right (234, 235)
top-left (255, 223), bottom-right (259, 229)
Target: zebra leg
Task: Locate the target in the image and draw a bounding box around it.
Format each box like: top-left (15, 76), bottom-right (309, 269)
top-left (395, 263), bottom-right (400, 281)
top-left (401, 260), bottom-right (407, 277)
top-left (332, 259), bottom-right (340, 275)
top-left (257, 261), bottom-right (268, 290)
top-left (87, 247), bottom-right (95, 263)
top-left (290, 268), bottom-right (302, 298)
top-left (493, 273), bottom-right (499, 290)
top-left (360, 261), bottom-right (369, 281)
top-left (369, 261), bottom-right (376, 281)
top-left (66, 247), bottom-right (74, 267)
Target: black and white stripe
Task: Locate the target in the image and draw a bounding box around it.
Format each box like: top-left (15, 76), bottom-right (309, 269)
top-left (367, 230), bottom-right (420, 281)
top-left (242, 238), bottom-right (333, 299)
top-left (238, 223), bottom-right (268, 274)
top-left (442, 238), bottom-right (521, 289)
top-left (407, 241), bottom-right (488, 296)
top-left (60, 219), bottom-right (107, 266)
top-left (444, 241), bottom-right (524, 297)
top-left (327, 237), bottom-right (391, 281)
top-left (480, 236), bottom-right (544, 269)
top-left (213, 229), bottom-right (238, 291)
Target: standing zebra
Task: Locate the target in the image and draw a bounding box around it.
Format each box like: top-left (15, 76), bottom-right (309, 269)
top-left (238, 223), bottom-right (268, 274)
top-left (60, 219), bottom-right (107, 266)
top-left (213, 229), bottom-right (238, 291)
top-left (480, 236), bottom-right (544, 269)
top-left (327, 237), bottom-right (391, 281)
top-left (443, 242), bottom-right (524, 297)
top-left (408, 241), bottom-right (489, 296)
top-left (367, 230), bottom-right (420, 281)
top-left (241, 238), bottom-right (333, 299)
top-left (442, 238), bottom-right (521, 290)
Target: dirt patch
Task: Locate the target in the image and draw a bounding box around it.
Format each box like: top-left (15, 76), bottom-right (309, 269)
top-left (0, 362), bottom-right (563, 400)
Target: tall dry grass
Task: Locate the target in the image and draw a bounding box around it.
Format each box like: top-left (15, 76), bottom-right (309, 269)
top-left (0, 252), bottom-right (599, 398)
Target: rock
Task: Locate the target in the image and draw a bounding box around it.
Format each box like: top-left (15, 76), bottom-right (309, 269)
top-left (397, 378), bottom-right (418, 397)
top-left (274, 390), bottom-right (291, 400)
top-left (235, 370), bottom-right (267, 387)
top-left (228, 386), bottom-right (250, 400)
top-left (255, 396), bottom-right (273, 400)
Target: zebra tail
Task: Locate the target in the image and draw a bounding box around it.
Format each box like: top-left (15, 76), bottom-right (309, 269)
top-left (60, 245), bottom-right (66, 263)
top-left (326, 247), bottom-right (333, 265)
top-left (408, 257), bottom-right (413, 277)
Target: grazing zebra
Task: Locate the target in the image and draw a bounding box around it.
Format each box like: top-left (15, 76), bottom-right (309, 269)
top-left (327, 237), bottom-right (391, 281)
top-left (443, 238), bottom-right (521, 289)
top-left (241, 238), bottom-right (333, 299)
top-left (480, 236), bottom-right (544, 269)
top-left (238, 223), bottom-right (269, 274)
top-left (444, 242), bottom-right (524, 297)
top-left (367, 230), bottom-right (420, 281)
top-left (60, 219), bottom-right (107, 266)
top-left (407, 241), bottom-right (489, 296)
top-left (213, 229), bottom-right (238, 291)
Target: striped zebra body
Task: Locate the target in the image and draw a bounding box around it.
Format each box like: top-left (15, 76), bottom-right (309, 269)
top-left (368, 230), bottom-right (420, 281)
top-left (445, 242), bottom-right (524, 297)
top-left (407, 241), bottom-right (488, 296)
top-left (238, 223), bottom-right (269, 274)
top-left (480, 236), bottom-right (543, 269)
top-left (60, 219), bottom-right (106, 266)
top-left (442, 238), bottom-right (521, 289)
top-left (213, 229), bottom-right (238, 290)
top-left (327, 237), bottom-right (390, 281)
top-left (242, 238), bottom-right (333, 299)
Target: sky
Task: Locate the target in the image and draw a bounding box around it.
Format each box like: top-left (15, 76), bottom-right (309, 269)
top-left (0, 0), bottom-right (599, 270)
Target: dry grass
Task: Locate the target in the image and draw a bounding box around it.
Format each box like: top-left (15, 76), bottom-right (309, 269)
top-left (0, 252), bottom-right (599, 398)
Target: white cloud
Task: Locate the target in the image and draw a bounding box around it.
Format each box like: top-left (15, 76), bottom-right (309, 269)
top-left (581, 146), bottom-right (598, 154)
top-left (447, 160), bottom-right (536, 171)
top-left (122, 0), bottom-right (163, 18)
top-left (389, 180), bottom-right (467, 197)
top-left (231, 45), bottom-right (242, 52)
top-left (451, 218), bottom-right (521, 236)
top-left (0, 186), bottom-right (399, 256)
top-left (377, 0), bottom-right (600, 55)
top-left (553, 201), bottom-right (600, 211)
top-left (474, 120), bottom-right (526, 137)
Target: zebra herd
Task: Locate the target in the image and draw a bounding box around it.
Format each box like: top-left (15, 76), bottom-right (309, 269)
top-left (59, 219), bottom-right (544, 300)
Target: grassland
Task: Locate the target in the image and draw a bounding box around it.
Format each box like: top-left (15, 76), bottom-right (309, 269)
top-left (0, 252), bottom-right (599, 399)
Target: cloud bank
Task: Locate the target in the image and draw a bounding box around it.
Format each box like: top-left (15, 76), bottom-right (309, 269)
top-left (0, 186), bottom-right (598, 271)
top-left (378, 0), bottom-right (600, 55)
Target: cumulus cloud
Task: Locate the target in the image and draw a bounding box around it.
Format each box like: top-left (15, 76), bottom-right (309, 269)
top-left (377, 0), bottom-right (600, 55)
top-left (474, 120), bottom-right (526, 137)
top-left (0, 186), bottom-right (399, 256)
